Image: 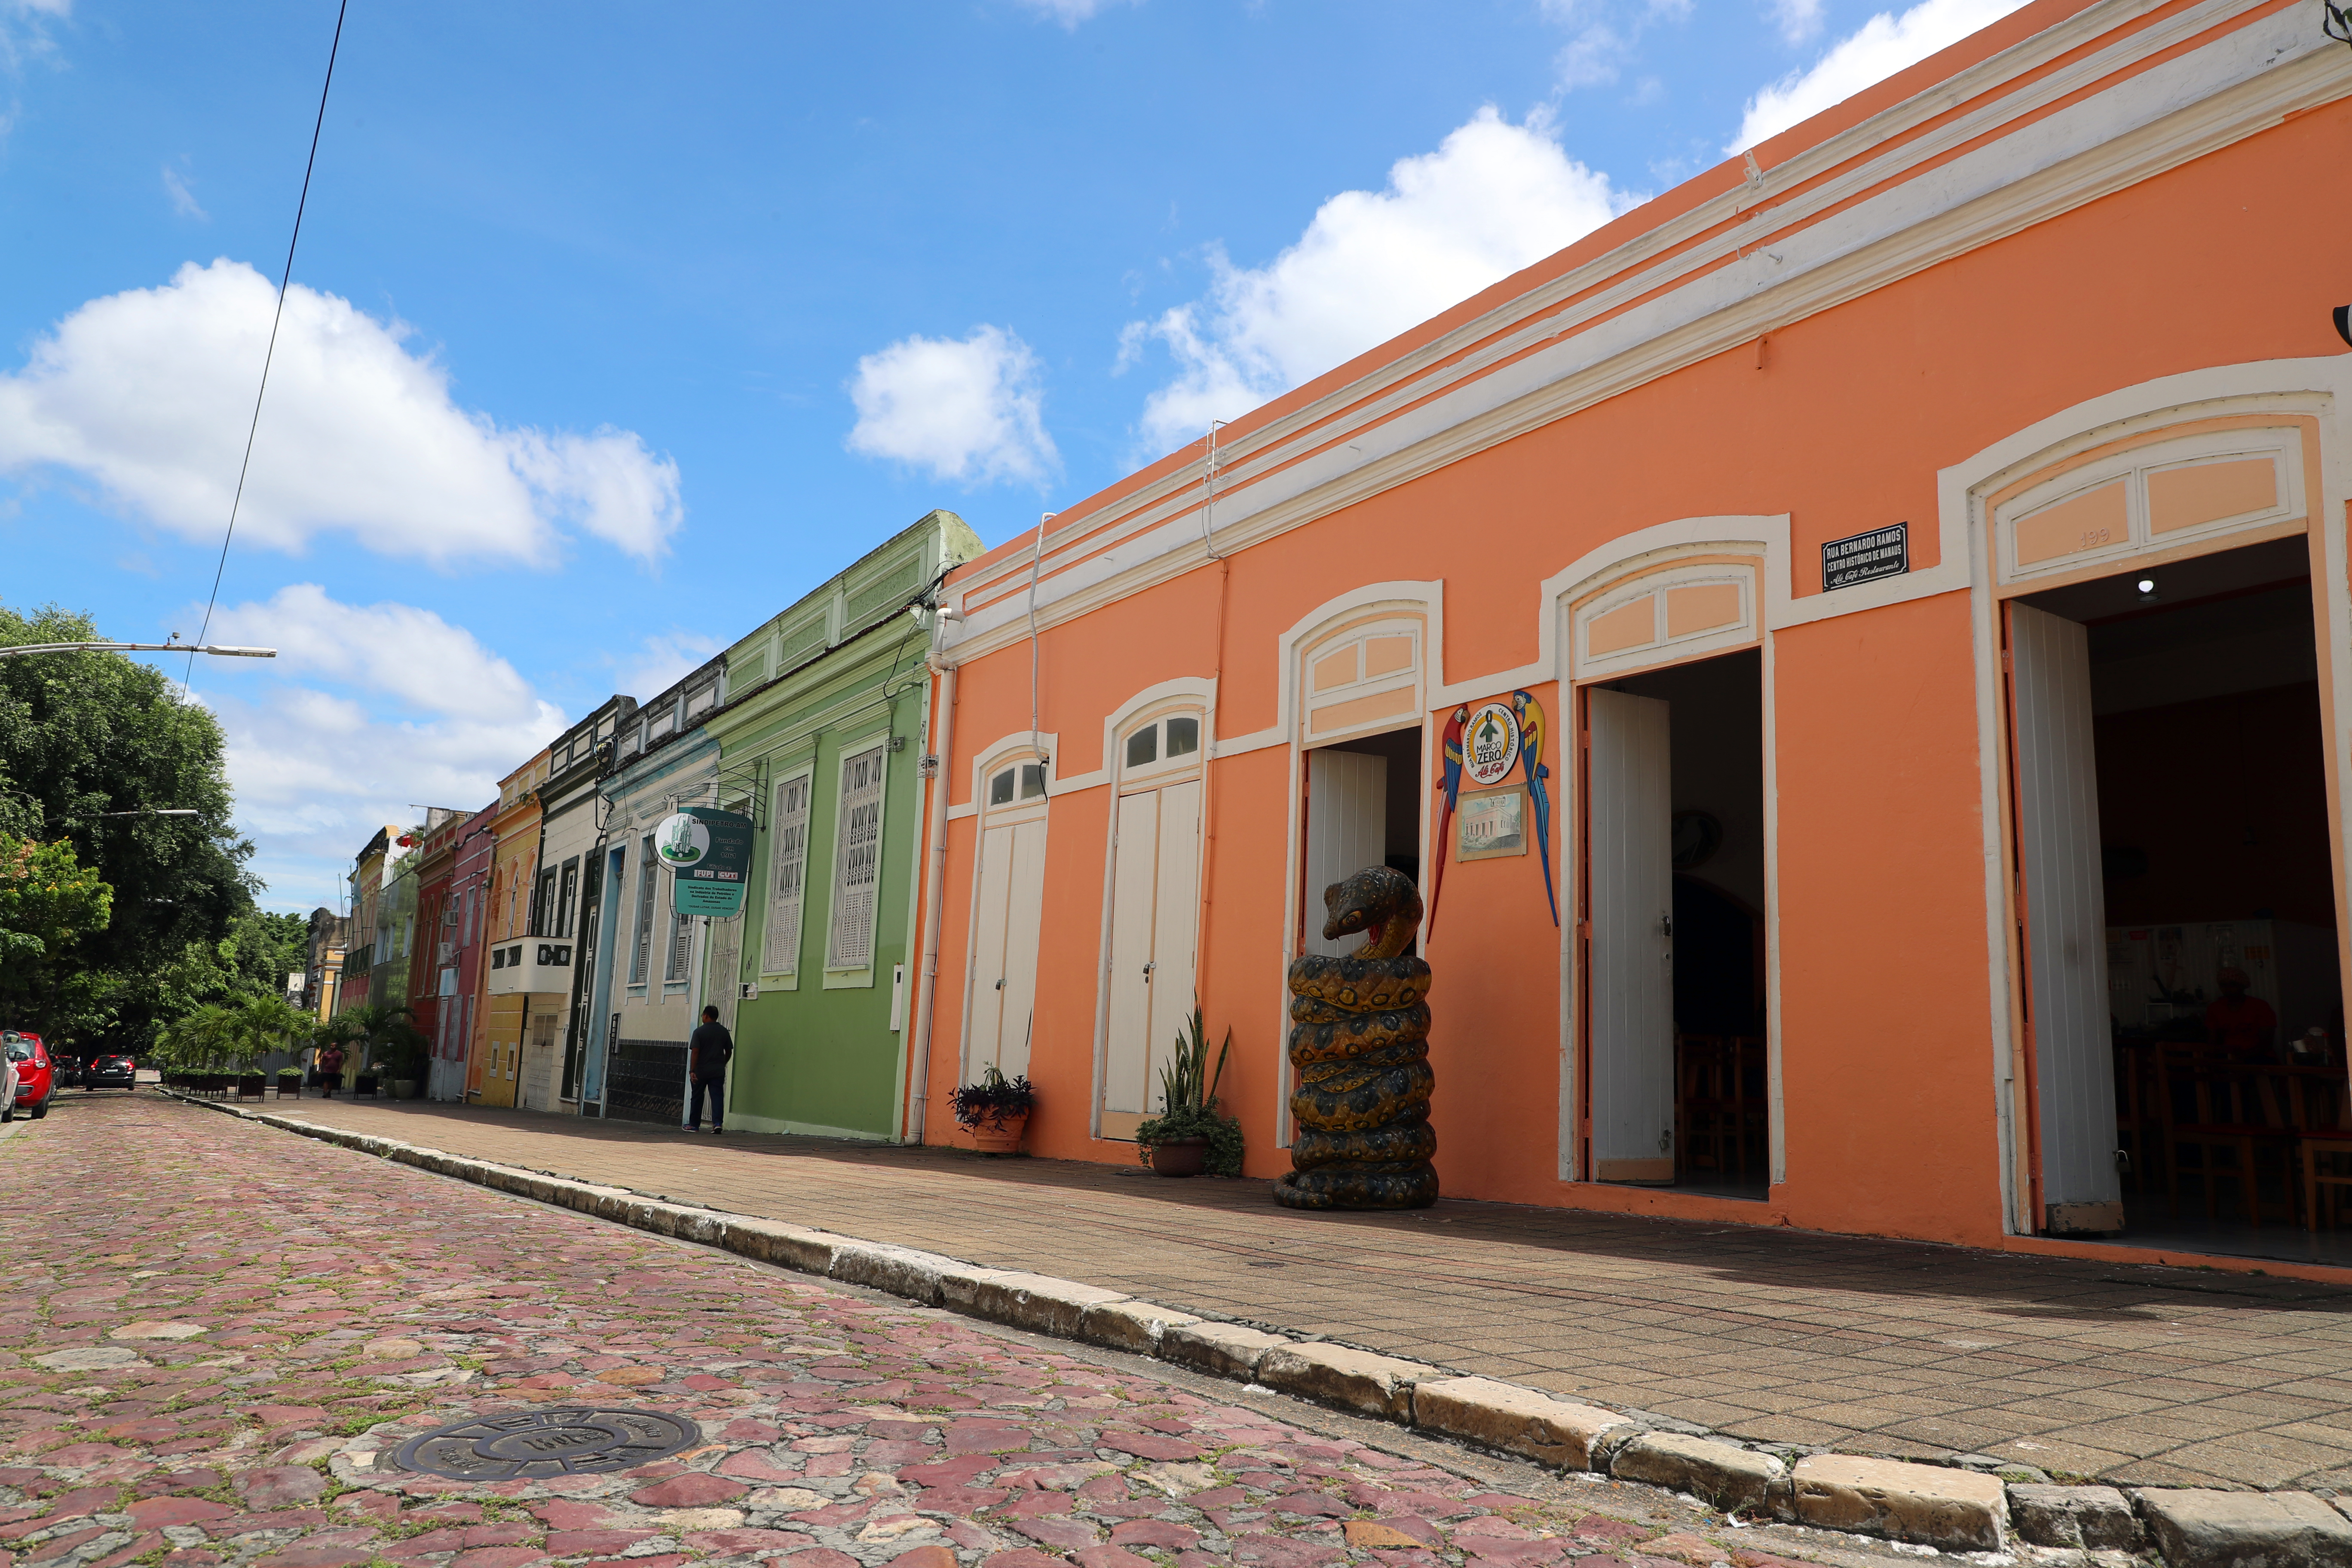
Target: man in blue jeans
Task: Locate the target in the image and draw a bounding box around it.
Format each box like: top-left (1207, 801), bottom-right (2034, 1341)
top-left (687, 1006), bottom-right (732, 1134)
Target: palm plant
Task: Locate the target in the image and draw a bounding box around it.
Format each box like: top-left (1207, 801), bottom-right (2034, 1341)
top-left (345, 1001), bottom-right (428, 1082)
top-left (229, 995), bottom-right (312, 1071)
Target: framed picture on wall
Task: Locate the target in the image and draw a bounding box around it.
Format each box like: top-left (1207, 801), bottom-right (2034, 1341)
top-left (1458, 784), bottom-right (1528, 861)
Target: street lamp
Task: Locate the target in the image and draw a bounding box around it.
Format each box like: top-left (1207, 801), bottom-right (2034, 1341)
top-left (0, 632), bottom-right (274, 660)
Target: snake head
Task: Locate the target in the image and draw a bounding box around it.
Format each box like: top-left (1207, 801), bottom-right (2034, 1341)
top-left (1320, 864), bottom-right (1424, 960)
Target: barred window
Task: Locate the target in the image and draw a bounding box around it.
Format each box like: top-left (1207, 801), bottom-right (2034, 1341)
top-left (763, 773), bottom-right (812, 975)
top-left (825, 745), bottom-right (886, 971)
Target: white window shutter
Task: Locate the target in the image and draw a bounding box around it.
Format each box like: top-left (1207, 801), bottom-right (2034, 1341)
top-left (629, 837), bottom-right (657, 983)
top-left (826, 746), bottom-right (885, 970)
top-left (763, 775), bottom-right (811, 974)
top-left (667, 912), bottom-right (693, 982)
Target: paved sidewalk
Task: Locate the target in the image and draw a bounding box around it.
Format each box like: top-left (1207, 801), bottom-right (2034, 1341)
top-left (0, 1091), bottom-right (1862, 1568)
top-left (244, 1096), bottom-right (2352, 1492)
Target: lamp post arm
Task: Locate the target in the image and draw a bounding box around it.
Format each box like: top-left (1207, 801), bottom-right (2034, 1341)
top-left (0, 642), bottom-right (275, 660)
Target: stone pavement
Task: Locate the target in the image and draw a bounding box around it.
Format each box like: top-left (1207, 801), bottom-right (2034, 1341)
top-left (240, 1098), bottom-right (2352, 1494)
top-left (0, 1093), bottom-right (1912, 1568)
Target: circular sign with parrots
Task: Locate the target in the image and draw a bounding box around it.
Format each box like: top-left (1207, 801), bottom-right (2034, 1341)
top-left (1463, 701), bottom-right (1521, 787)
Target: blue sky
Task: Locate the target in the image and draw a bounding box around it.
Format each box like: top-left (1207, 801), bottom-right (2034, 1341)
top-left (0, 0), bottom-right (2021, 911)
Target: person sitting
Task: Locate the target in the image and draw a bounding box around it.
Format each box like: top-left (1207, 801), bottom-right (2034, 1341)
top-left (2204, 967), bottom-right (2278, 1060)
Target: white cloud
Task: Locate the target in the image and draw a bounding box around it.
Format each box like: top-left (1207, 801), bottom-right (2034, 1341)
top-left (1011, 0), bottom-right (1136, 24)
top-left (1123, 108), bottom-right (1637, 458)
top-left (205, 584), bottom-right (548, 723)
top-left (1729, 0), bottom-right (2030, 151)
top-left (197, 585), bottom-right (566, 910)
top-left (613, 631), bottom-right (724, 701)
top-left (161, 163), bottom-right (206, 220)
top-left (0, 0), bottom-right (67, 74)
top-left (0, 259), bottom-right (684, 565)
top-left (1770, 0), bottom-right (1827, 43)
top-left (846, 323), bottom-right (1058, 487)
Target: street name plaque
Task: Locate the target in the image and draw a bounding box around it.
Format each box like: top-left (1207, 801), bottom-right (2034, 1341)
top-left (391, 1406), bottom-right (702, 1479)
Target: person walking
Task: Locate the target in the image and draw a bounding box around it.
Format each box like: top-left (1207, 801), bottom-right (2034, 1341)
top-left (687, 1005), bottom-right (732, 1134)
top-left (316, 1042), bottom-right (346, 1099)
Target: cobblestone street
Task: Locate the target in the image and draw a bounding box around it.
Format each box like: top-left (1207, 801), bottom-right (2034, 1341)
top-left (241, 1096), bottom-right (2352, 1493)
top-left (0, 1092), bottom-right (1923, 1568)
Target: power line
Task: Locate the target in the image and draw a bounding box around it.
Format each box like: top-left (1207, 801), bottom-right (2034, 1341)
top-left (184, 0), bottom-right (350, 699)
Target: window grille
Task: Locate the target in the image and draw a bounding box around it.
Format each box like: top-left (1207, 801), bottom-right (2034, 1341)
top-left (763, 773), bottom-right (812, 974)
top-left (826, 745), bottom-right (885, 970)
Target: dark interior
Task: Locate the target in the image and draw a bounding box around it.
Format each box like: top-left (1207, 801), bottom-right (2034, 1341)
top-left (1323, 724), bottom-right (1426, 883)
top-left (1604, 649), bottom-right (1769, 1197)
top-left (2020, 538), bottom-right (2348, 1256)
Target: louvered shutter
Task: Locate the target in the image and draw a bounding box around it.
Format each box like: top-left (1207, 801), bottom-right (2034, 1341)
top-left (825, 746), bottom-right (885, 970)
top-left (629, 836), bottom-right (656, 983)
top-left (763, 774), bottom-right (811, 974)
top-left (667, 912), bottom-right (693, 982)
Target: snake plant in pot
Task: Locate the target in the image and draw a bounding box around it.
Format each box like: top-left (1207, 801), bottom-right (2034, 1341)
top-left (1134, 1007), bottom-right (1244, 1177)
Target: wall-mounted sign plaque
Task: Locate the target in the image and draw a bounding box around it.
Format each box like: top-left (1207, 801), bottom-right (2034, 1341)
top-left (1822, 522), bottom-right (1908, 590)
top-left (659, 807), bottom-right (755, 918)
top-left (1463, 701), bottom-right (1521, 787)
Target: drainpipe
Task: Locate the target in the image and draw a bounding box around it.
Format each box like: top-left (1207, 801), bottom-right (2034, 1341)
top-left (906, 619), bottom-right (961, 1143)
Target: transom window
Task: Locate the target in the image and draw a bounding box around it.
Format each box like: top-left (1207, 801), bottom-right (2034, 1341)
top-left (988, 763), bottom-right (1048, 805)
top-left (1122, 714), bottom-right (1201, 773)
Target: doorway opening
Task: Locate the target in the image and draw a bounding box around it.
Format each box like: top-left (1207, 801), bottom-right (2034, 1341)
top-left (1301, 724), bottom-right (1424, 956)
top-left (2010, 537), bottom-right (2346, 1261)
top-left (1583, 647), bottom-right (1767, 1198)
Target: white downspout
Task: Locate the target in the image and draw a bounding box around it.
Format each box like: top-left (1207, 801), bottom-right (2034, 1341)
top-left (906, 632), bottom-right (959, 1142)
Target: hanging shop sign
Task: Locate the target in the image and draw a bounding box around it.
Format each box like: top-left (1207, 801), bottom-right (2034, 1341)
top-left (658, 807), bottom-right (755, 918)
top-left (1822, 522), bottom-right (1908, 590)
top-left (1463, 701), bottom-right (1521, 787)
top-left (1457, 784), bottom-right (1527, 861)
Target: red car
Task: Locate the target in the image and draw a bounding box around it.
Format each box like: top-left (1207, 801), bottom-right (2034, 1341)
top-left (2, 1032), bottom-right (54, 1121)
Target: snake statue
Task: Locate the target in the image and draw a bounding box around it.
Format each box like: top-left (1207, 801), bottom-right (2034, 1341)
top-left (1273, 864), bottom-right (1439, 1210)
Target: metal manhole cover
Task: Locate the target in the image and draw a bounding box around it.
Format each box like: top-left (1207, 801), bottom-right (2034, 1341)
top-left (391, 1406), bottom-right (702, 1479)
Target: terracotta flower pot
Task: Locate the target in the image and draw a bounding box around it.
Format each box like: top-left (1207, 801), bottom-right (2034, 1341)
top-left (968, 1113), bottom-right (1028, 1155)
top-left (1148, 1137), bottom-right (1209, 1177)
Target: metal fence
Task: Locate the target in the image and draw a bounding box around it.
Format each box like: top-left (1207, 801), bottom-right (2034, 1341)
top-left (605, 1037), bottom-right (686, 1126)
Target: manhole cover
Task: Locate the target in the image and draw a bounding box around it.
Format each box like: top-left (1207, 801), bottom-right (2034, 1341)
top-left (390, 1407), bottom-right (702, 1479)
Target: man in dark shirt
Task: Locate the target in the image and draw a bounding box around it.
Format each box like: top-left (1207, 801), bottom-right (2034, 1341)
top-left (687, 1006), bottom-right (733, 1134)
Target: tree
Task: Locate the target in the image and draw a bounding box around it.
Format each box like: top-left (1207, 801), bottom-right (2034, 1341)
top-left (0, 603), bottom-right (258, 1050)
top-left (0, 834), bottom-right (113, 974)
top-left (344, 1001), bottom-right (428, 1082)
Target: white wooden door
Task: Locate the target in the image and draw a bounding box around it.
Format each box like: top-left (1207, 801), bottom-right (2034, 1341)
top-left (706, 916), bottom-right (742, 1032)
top-left (1102, 779), bottom-right (1204, 1128)
top-left (1588, 688), bottom-right (1675, 1183)
top-left (968, 818), bottom-right (1048, 1079)
top-left (2009, 602), bottom-right (2119, 1222)
top-left (1302, 748), bottom-right (1387, 958)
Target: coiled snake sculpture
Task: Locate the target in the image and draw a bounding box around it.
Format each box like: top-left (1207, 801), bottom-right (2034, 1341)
top-left (1273, 864), bottom-right (1438, 1210)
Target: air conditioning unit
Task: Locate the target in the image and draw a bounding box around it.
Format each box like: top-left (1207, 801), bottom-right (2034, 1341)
top-left (436, 942), bottom-right (454, 965)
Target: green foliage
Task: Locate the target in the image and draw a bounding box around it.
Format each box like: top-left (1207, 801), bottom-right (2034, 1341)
top-left (343, 1002), bottom-right (428, 1080)
top-left (0, 603), bottom-right (268, 1050)
top-left (1133, 1007), bottom-right (1245, 1176)
top-left (0, 834), bottom-right (112, 967)
top-left (153, 992), bottom-right (313, 1071)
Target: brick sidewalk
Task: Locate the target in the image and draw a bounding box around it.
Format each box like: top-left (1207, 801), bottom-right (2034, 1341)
top-left (252, 1094), bottom-right (2352, 1492)
top-left (0, 1091), bottom-right (1865, 1568)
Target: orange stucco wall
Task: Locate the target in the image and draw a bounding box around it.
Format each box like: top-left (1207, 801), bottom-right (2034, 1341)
top-left (916, 86), bottom-right (2352, 1249)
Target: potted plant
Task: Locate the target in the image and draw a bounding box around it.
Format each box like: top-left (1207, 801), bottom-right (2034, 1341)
top-left (949, 1065), bottom-right (1036, 1154)
top-left (275, 1067), bottom-right (303, 1099)
top-left (1135, 1008), bottom-right (1244, 1178)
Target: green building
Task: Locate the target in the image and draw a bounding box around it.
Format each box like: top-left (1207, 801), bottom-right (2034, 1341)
top-left (709, 509), bottom-right (980, 1139)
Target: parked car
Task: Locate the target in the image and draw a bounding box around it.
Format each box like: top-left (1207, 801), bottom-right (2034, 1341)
top-left (80, 1054), bottom-right (136, 1091)
top-left (2, 1032), bottom-right (54, 1121)
top-left (53, 1056), bottom-right (79, 1089)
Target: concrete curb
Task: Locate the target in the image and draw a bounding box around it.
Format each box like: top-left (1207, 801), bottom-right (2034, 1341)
top-left (174, 1093), bottom-right (2332, 1564)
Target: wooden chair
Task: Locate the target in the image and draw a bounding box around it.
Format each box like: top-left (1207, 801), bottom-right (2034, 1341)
top-left (2158, 1045), bottom-right (2297, 1228)
top-left (1675, 1035), bottom-right (1765, 1184)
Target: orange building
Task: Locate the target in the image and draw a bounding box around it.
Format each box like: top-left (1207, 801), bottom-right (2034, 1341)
top-left (469, 749), bottom-right (550, 1110)
top-left (909, 0), bottom-right (2352, 1272)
